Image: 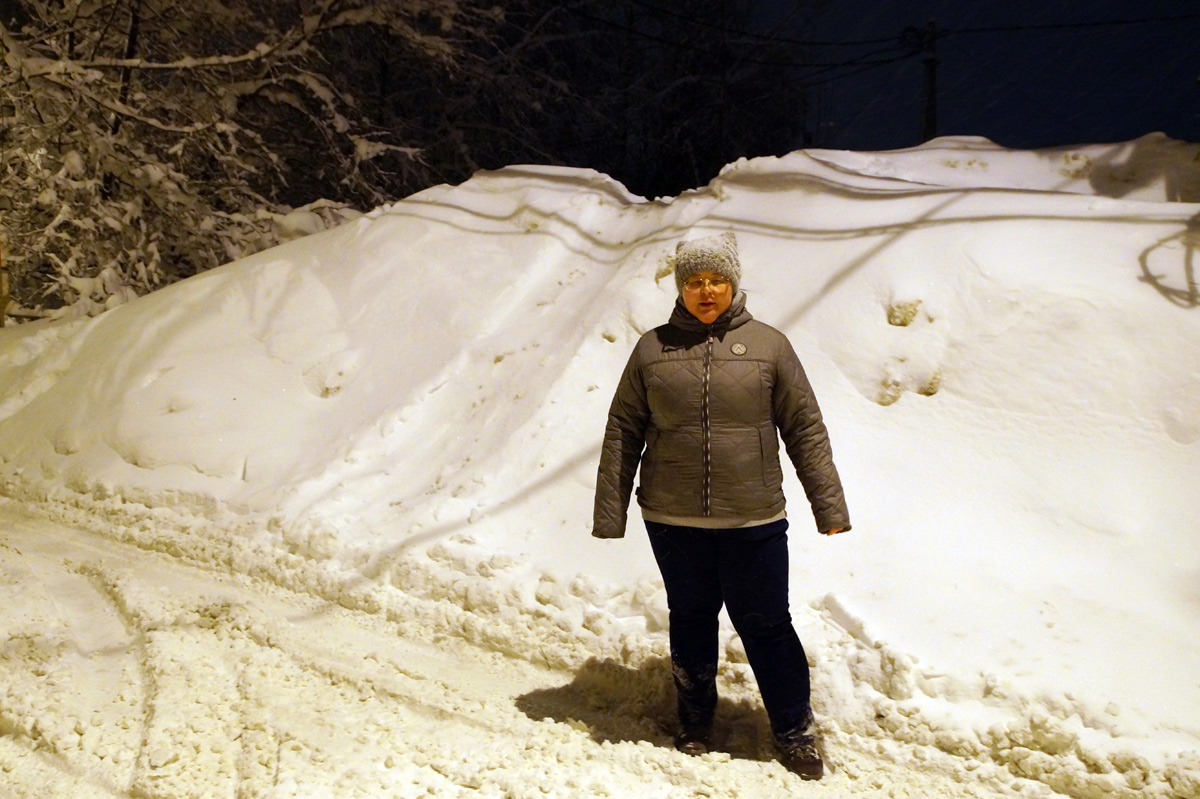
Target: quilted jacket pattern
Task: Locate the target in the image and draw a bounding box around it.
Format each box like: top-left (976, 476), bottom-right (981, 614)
top-left (593, 293), bottom-right (851, 538)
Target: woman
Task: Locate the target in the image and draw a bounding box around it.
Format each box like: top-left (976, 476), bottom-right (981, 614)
top-left (592, 232), bottom-right (850, 780)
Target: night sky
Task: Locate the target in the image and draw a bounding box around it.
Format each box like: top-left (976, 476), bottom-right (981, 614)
top-left (801, 0), bottom-right (1200, 151)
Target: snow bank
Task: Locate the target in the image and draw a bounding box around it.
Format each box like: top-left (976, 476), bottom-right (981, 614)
top-left (2, 137), bottom-right (1199, 798)
top-left (804, 132), bottom-right (1200, 201)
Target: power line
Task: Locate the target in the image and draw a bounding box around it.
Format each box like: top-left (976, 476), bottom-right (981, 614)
top-left (561, 4), bottom-right (910, 70)
top-left (802, 52), bottom-right (916, 89)
top-left (626, 0), bottom-right (896, 46)
top-left (946, 11), bottom-right (1200, 36)
top-left (560, 4), bottom-right (1200, 89)
top-left (802, 10), bottom-right (1200, 47)
top-left (624, 1), bottom-right (1200, 48)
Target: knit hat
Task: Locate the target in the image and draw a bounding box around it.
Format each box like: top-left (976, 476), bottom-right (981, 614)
top-left (674, 232), bottom-right (741, 295)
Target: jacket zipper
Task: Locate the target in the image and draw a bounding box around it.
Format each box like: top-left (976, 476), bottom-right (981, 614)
top-left (701, 329), bottom-right (713, 515)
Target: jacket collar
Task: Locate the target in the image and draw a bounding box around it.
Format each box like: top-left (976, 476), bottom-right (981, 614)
top-left (668, 290), bottom-right (752, 335)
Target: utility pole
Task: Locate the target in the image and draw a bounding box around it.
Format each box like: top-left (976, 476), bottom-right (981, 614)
top-left (920, 20), bottom-right (938, 141)
top-left (903, 21), bottom-right (939, 142)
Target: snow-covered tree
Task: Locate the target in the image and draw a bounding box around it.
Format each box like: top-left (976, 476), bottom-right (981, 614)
top-left (1, 0), bottom-right (830, 320)
top-left (0, 0), bottom-right (502, 318)
top-left (497, 0), bottom-right (829, 197)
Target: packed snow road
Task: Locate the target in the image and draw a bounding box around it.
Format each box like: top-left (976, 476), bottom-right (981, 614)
top-left (0, 501), bottom-right (1013, 799)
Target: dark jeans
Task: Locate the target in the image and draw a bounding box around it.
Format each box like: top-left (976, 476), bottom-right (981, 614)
top-left (646, 519), bottom-right (812, 738)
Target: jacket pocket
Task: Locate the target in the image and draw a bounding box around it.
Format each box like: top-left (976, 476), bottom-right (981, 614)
top-left (639, 427), bottom-right (659, 487)
top-left (639, 428), bottom-right (705, 515)
top-left (709, 427), bottom-right (763, 488)
top-left (759, 426), bottom-right (783, 489)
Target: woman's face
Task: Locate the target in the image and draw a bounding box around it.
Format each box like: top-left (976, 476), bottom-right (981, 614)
top-left (681, 270), bottom-right (733, 324)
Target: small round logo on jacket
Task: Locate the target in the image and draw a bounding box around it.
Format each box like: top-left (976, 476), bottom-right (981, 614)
top-left (731, 343), bottom-right (747, 356)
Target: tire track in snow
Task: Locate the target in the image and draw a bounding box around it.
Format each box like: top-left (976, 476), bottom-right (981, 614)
top-left (0, 551), bottom-right (143, 796)
top-left (0, 500), bottom-right (1037, 798)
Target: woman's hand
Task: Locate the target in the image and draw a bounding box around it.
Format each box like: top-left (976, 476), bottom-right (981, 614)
top-left (822, 527), bottom-right (845, 536)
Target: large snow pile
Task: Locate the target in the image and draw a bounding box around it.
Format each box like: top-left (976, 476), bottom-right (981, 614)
top-left (1, 135), bottom-right (1199, 799)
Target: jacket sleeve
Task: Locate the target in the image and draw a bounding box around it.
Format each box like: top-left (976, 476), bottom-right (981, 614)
top-left (772, 339), bottom-right (852, 533)
top-left (592, 347), bottom-right (651, 539)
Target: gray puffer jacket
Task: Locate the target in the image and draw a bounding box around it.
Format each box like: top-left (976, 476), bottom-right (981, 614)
top-left (592, 292), bottom-right (851, 538)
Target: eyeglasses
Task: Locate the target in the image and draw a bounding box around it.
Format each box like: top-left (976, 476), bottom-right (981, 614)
top-left (682, 276), bottom-right (731, 292)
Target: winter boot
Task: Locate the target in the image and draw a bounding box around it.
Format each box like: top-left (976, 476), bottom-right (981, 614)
top-left (778, 733), bottom-right (823, 779)
top-left (673, 723), bottom-right (713, 756)
top-left (775, 718), bottom-right (823, 780)
top-left (670, 657), bottom-right (717, 755)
